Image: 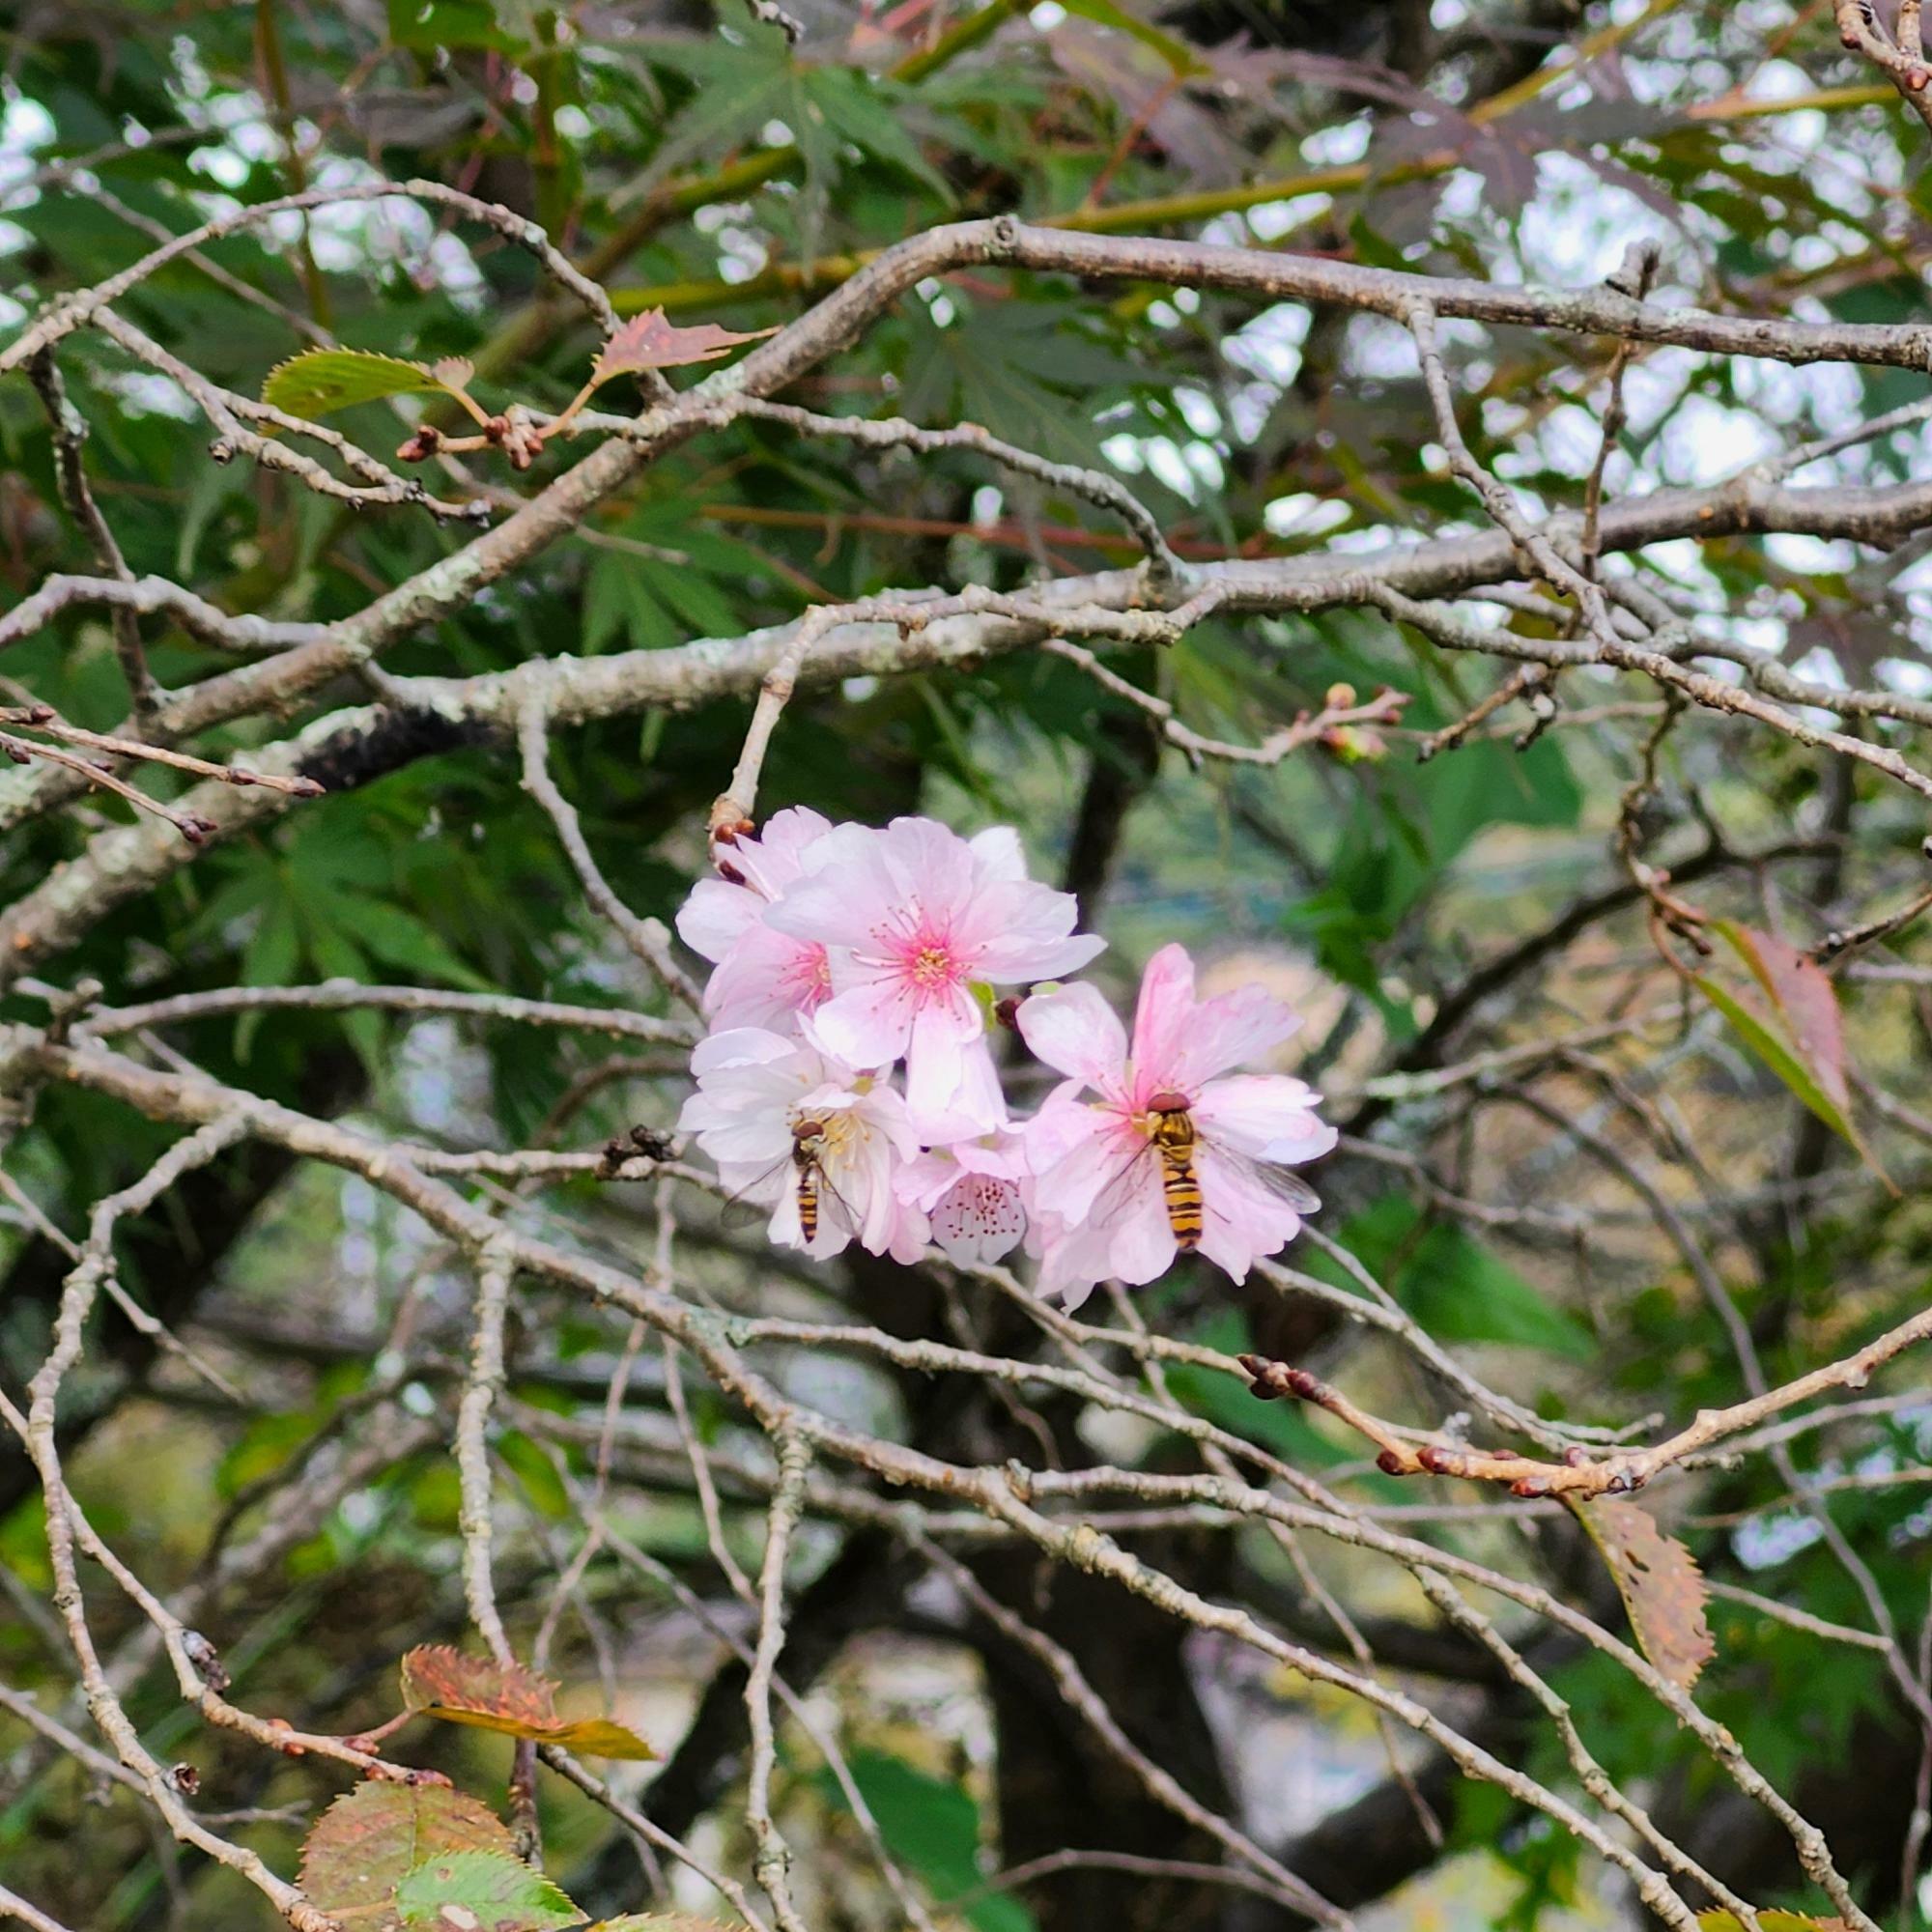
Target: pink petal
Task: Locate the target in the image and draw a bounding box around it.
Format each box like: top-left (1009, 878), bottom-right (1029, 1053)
top-left (689, 1027), bottom-right (798, 1078)
top-left (904, 990), bottom-right (990, 1126)
top-left (1015, 981), bottom-right (1127, 1092)
top-left (1191, 1075), bottom-right (1336, 1162)
top-left (929, 1171), bottom-right (1027, 1264)
top-left (1129, 945), bottom-right (1303, 1095)
top-left (703, 924), bottom-right (833, 1032)
top-left (734, 805), bottom-right (834, 897)
top-left (1194, 1145), bottom-right (1307, 1282)
top-left (895, 1150), bottom-right (962, 1213)
top-left (1128, 943), bottom-right (1200, 1094)
top-left (811, 973), bottom-right (918, 1070)
top-left (1035, 1216), bottom-right (1116, 1309)
top-left (676, 877), bottom-right (760, 962)
top-left (764, 869), bottom-right (894, 952)
top-left (1168, 985), bottom-right (1304, 1093)
top-left (968, 825), bottom-right (1028, 882)
top-left (907, 1034), bottom-right (1008, 1143)
top-left (1028, 1104), bottom-right (1147, 1227)
top-left (965, 875), bottom-right (1102, 980)
top-left (1107, 1180), bottom-right (1179, 1286)
top-left (876, 815), bottom-right (977, 921)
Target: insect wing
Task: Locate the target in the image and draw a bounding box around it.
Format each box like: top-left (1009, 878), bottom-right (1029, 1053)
top-left (802, 1154), bottom-right (865, 1246)
top-left (1080, 1132), bottom-right (1165, 1233)
top-left (720, 1152), bottom-right (794, 1231)
top-left (1197, 1131), bottom-right (1322, 1215)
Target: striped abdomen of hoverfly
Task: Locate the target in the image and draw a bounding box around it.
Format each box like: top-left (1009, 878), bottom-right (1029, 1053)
top-left (1147, 1091), bottom-right (1204, 1251)
top-left (791, 1119), bottom-right (828, 1242)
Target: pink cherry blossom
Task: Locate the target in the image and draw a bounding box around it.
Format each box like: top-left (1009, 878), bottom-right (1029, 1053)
top-left (674, 807), bottom-right (836, 1033)
top-left (1015, 944), bottom-right (1335, 1305)
top-left (764, 816), bottom-right (1103, 1135)
top-left (895, 1131), bottom-right (1031, 1266)
top-left (676, 1023), bottom-right (926, 1262)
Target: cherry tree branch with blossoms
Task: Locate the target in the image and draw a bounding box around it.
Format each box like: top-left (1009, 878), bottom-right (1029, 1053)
top-left (6, 21), bottom-right (1932, 1931)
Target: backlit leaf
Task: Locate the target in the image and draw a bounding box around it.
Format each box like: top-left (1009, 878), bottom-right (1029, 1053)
top-left (400, 1646), bottom-right (656, 1759)
top-left (591, 310), bottom-right (777, 384)
top-left (394, 1850), bottom-right (580, 1931)
top-left (1570, 1497), bottom-right (1716, 1691)
top-left (299, 1782), bottom-right (516, 1931)
top-left (262, 350), bottom-right (459, 421)
top-left (1696, 1916), bottom-right (1851, 1932)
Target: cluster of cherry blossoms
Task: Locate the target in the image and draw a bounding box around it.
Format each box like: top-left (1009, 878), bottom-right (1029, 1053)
top-left (674, 810), bottom-right (1336, 1306)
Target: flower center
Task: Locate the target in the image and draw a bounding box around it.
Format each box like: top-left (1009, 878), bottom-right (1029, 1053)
top-left (910, 944), bottom-right (954, 989)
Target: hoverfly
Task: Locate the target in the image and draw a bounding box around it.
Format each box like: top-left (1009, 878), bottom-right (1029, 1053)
top-left (1094, 1088), bottom-right (1322, 1253)
top-left (723, 1114), bottom-right (860, 1247)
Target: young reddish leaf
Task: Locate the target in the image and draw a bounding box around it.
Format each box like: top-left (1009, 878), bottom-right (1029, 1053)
top-left (393, 1849), bottom-right (580, 1931)
top-left (1694, 920), bottom-right (1889, 1183)
top-left (299, 1781), bottom-right (516, 1930)
top-left (262, 350), bottom-right (461, 421)
top-left (591, 309), bottom-right (778, 384)
top-left (1570, 1496), bottom-right (1716, 1691)
top-left (399, 1645), bottom-right (656, 1760)
top-left (401, 1647), bottom-right (559, 1730)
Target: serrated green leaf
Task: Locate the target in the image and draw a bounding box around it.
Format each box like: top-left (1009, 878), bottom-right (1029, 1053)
top-left (394, 1850), bottom-right (580, 1931)
top-left (262, 350), bottom-right (454, 421)
top-left (299, 1783), bottom-right (517, 1932)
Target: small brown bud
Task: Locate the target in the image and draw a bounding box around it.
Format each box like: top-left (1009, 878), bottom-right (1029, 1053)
top-left (1376, 1449), bottom-right (1407, 1474)
top-left (1908, 63), bottom-right (1929, 87)
top-left (993, 995), bottom-right (1023, 1032)
top-left (396, 424), bottom-right (442, 463)
top-left (182, 1630), bottom-right (229, 1691)
top-left (715, 859), bottom-right (747, 886)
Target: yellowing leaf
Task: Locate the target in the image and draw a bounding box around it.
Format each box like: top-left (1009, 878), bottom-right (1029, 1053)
top-left (1570, 1496), bottom-right (1716, 1691)
top-left (541, 1717), bottom-right (660, 1759)
top-left (590, 310), bottom-right (777, 384)
top-left (400, 1646), bottom-right (656, 1760)
top-left (299, 1782), bottom-right (516, 1931)
top-left (262, 350), bottom-right (461, 421)
top-left (1696, 1915), bottom-right (1851, 1931)
top-left (394, 1849), bottom-right (580, 1931)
